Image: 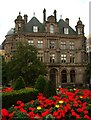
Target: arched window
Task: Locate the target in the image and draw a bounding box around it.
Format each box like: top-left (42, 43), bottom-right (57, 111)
top-left (61, 70), bottom-right (67, 83)
top-left (70, 70), bottom-right (75, 82)
top-left (50, 25), bottom-right (54, 33)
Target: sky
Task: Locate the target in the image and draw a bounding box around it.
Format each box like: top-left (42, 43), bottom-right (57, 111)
top-left (0, 0), bottom-right (90, 45)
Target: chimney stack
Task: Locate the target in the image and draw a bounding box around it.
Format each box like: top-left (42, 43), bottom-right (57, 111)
top-left (65, 18), bottom-right (69, 25)
top-left (54, 10), bottom-right (57, 22)
top-left (43, 8), bottom-right (46, 23)
top-left (24, 14), bottom-right (28, 24)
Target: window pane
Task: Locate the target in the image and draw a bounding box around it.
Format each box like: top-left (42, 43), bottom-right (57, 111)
top-left (37, 41), bottom-right (43, 48)
top-left (50, 25), bottom-right (54, 33)
top-left (33, 26), bottom-right (38, 32)
top-left (64, 28), bottom-right (69, 34)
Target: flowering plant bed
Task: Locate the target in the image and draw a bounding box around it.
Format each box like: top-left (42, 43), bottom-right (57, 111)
top-left (1, 88), bottom-right (91, 120)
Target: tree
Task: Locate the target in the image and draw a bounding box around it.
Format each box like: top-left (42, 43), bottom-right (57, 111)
top-left (2, 56), bottom-right (10, 86)
top-left (44, 80), bottom-right (56, 98)
top-left (34, 75), bottom-right (46, 93)
top-left (13, 76), bottom-right (25, 90)
top-left (8, 41), bottom-right (47, 86)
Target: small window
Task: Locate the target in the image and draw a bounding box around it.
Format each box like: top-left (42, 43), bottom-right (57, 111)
top-left (61, 42), bottom-right (66, 50)
top-left (70, 41), bottom-right (74, 50)
top-left (37, 40), bottom-right (43, 48)
top-left (50, 40), bottom-right (55, 49)
top-left (50, 53), bottom-right (55, 63)
top-left (61, 54), bottom-right (66, 63)
top-left (37, 52), bottom-right (43, 62)
top-left (28, 40), bottom-right (34, 45)
top-left (33, 26), bottom-right (38, 32)
top-left (70, 54), bottom-right (75, 63)
top-left (50, 25), bottom-right (54, 33)
top-left (64, 28), bottom-right (69, 34)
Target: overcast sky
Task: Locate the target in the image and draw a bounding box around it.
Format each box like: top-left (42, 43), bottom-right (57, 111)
top-left (0, 0), bottom-right (90, 45)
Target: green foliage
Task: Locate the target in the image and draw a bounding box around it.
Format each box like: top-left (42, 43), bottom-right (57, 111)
top-left (44, 80), bottom-right (56, 98)
top-left (8, 41), bottom-right (47, 86)
top-left (2, 56), bottom-right (10, 86)
top-left (13, 76), bottom-right (25, 90)
top-left (34, 75), bottom-right (46, 93)
top-left (13, 110), bottom-right (30, 120)
top-left (2, 88), bottom-right (38, 108)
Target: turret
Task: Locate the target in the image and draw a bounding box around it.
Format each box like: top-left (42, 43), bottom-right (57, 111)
top-left (14, 12), bottom-right (24, 33)
top-left (75, 17), bottom-right (84, 35)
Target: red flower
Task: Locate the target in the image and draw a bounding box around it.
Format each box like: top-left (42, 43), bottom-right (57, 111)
top-left (84, 110), bottom-right (88, 115)
top-left (20, 108), bottom-right (27, 113)
top-left (41, 109), bottom-right (49, 117)
top-left (84, 115), bottom-right (90, 119)
top-left (1, 109), bottom-right (9, 117)
top-left (73, 103), bottom-right (78, 107)
top-left (53, 111), bottom-right (58, 117)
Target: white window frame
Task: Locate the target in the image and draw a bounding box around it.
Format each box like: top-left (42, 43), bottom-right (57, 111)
top-left (28, 40), bottom-right (34, 45)
top-left (61, 54), bottom-right (66, 63)
top-left (70, 41), bottom-right (74, 50)
top-left (33, 26), bottom-right (38, 32)
top-left (50, 25), bottom-right (54, 33)
top-left (64, 28), bottom-right (69, 34)
top-left (61, 42), bottom-right (66, 50)
top-left (37, 40), bottom-right (43, 48)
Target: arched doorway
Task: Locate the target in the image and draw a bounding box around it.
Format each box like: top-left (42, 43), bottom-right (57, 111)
top-left (49, 68), bottom-right (58, 88)
top-left (61, 70), bottom-right (67, 83)
top-left (70, 70), bottom-right (75, 82)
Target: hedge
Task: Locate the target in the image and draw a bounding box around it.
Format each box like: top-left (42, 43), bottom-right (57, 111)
top-left (2, 88), bottom-right (39, 109)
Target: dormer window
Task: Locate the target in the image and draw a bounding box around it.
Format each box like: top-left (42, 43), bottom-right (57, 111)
top-left (33, 26), bottom-right (38, 32)
top-left (64, 28), bottom-right (69, 34)
top-left (50, 25), bottom-right (54, 33)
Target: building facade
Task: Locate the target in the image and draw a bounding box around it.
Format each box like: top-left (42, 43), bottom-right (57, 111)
top-left (2, 9), bottom-right (87, 87)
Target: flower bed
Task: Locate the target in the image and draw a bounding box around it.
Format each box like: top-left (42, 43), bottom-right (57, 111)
top-left (2, 87), bottom-right (13, 92)
top-left (1, 88), bottom-right (91, 120)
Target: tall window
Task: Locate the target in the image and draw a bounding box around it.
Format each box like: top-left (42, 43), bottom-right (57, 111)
top-left (33, 26), bottom-right (38, 32)
top-left (70, 42), bottom-right (74, 50)
top-left (37, 52), bottom-right (43, 62)
top-left (50, 53), bottom-right (55, 63)
top-left (61, 42), bottom-right (66, 50)
top-left (78, 28), bottom-right (82, 35)
top-left (64, 28), bottom-right (69, 34)
top-left (37, 40), bottom-right (43, 48)
top-left (61, 70), bottom-right (67, 83)
top-left (61, 54), bottom-right (66, 63)
top-left (70, 54), bottom-right (75, 63)
top-left (28, 40), bottom-right (34, 45)
top-left (50, 40), bottom-right (55, 49)
top-left (50, 25), bottom-right (54, 33)
top-left (70, 70), bottom-right (75, 82)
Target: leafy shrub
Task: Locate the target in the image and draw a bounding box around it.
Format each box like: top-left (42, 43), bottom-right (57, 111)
top-left (34, 75), bottom-right (46, 93)
top-left (44, 80), bottom-right (56, 98)
top-left (13, 76), bottom-right (25, 90)
top-left (2, 88), bottom-right (38, 108)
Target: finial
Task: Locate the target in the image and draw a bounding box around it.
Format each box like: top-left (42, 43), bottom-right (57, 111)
top-left (19, 12), bottom-right (21, 15)
top-left (60, 15), bottom-right (62, 19)
top-left (79, 17), bottom-right (80, 21)
top-left (33, 12), bottom-right (35, 17)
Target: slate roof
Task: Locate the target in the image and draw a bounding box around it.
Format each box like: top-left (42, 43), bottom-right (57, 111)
top-left (23, 17), bottom-right (44, 33)
top-left (58, 19), bottom-right (77, 35)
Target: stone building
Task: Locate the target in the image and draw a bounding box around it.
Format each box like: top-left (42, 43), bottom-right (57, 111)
top-left (2, 9), bottom-right (87, 87)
